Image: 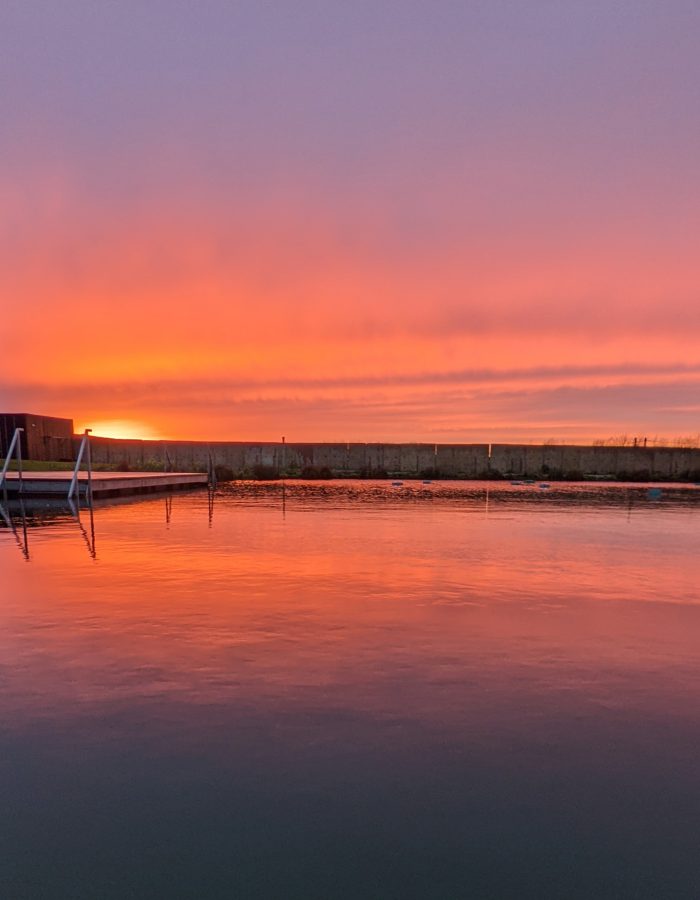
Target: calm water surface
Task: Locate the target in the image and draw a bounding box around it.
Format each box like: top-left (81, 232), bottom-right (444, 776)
top-left (1, 481), bottom-right (699, 899)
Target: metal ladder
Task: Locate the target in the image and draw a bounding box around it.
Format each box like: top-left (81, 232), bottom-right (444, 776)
top-left (0, 427), bottom-right (24, 499)
top-left (68, 429), bottom-right (93, 504)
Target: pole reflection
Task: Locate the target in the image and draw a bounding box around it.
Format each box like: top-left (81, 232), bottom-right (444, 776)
top-left (68, 498), bottom-right (97, 560)
top-left (0, 499), bottom-right (30, 561)
top-left (208, 487), bottom-right (215, 528)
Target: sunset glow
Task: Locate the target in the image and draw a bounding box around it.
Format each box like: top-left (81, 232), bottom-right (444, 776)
top-left (2, 2), bottom-right (699, 441)
top-left (80, 420), bottom-right (163, 441)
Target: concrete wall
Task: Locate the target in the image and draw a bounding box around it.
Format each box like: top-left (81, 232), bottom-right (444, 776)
top-left (488, 444), bottom-right (700, 480)
top-left (8, 408), bottom-right (694, 479)
top-left (82, 437), bottom-right (700, 480)
top-left (435, 444), bottom-right (489, 477)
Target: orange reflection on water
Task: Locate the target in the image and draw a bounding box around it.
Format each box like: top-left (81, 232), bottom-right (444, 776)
top-left (1, 483), bottom-right (698, 725)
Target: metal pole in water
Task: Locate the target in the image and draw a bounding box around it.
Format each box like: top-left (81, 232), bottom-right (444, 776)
top-left (68, 428), bottom-right (92, 501)
top-left (85, 429), bottom-right (93, 506)
top-left (0, 428), bottom-right (24, 500)
top-left (69, 437), bottom-right (85, 500)
top-left (207, 450), bottom-right (217, 489)
top-left (16, 429), bottom-right (23, 495)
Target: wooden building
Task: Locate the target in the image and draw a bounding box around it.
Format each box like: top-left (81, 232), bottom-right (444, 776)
top-left (0, 413), bottom-right (75, 461)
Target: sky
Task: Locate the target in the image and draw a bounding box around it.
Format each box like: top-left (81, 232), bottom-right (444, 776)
top-left (1, 0), bottom-right (699, 442)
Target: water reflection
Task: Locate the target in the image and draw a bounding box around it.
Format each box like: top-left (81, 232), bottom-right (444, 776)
top-left (0, 499), bottom-right (30, 560)
top-left (1, 482), bottom-right (699, 899)
top-left (0, 496), bottom-right (99, 561)
top-left (208, 485), bottom-right (215, 528)
top-left (69, 497), bottom-right (97, 560)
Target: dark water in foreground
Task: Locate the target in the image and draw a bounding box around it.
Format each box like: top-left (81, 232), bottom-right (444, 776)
top-left (1, 481), bottom-right (699, 899)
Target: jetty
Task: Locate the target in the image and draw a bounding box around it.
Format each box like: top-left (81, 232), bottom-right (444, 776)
top-left (1, 471), bottom-right (208, 498)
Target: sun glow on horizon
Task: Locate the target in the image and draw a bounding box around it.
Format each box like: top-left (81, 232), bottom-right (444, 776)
top-left (79, 420), bottom-right (162, 441)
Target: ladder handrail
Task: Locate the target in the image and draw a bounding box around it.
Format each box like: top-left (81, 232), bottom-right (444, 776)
top-left (0, 427), bottom-right (24, 494)
top-left (68, 429), bottom-right (92, 501)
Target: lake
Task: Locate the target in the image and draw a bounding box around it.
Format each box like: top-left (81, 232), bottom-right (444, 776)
top-left (1, 481), bottom-right (699, 899)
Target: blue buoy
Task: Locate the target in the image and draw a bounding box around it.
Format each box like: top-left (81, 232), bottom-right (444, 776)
top-left (422, 480), bottom-right (432, 484)
top-left (539, 483), bottom-right (551, 489)
top-left (647, 487), bottom-right (662, 499)
top-left (392, 481), bottom-right (403, 486)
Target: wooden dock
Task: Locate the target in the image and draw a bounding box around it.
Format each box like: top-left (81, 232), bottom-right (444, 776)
top-left (2, 471), bottom-right (208, 497)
